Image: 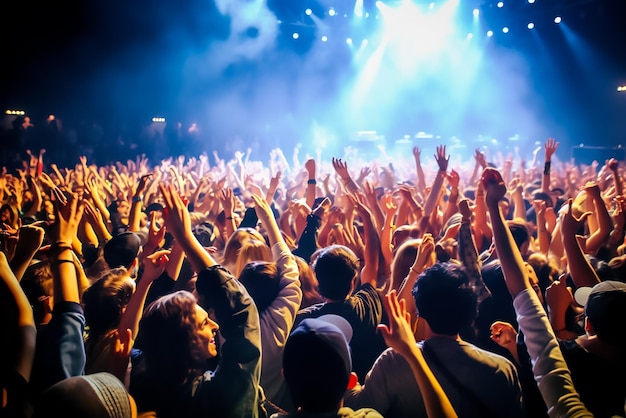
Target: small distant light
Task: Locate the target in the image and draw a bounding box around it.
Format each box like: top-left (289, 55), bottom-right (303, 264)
top-left (554, 16), bottom-right (561, 24)
top-left (361, 39), bottom-right (369, 46)
top-left (487, 30), bottom-right (494, 37)
top-left (365, 12), bottom-right (370, 17)
top-left (528, 0), bottom-right (535, 3)
top-left (467, 33), bottom-right (473, 39)
top-left (329, 8), bottom-right (336, 16)
top-left (473, 8), bottom-right (480, 16)
top-left (502, 27), bottom-right (509, 33)
top-left (527, 22), bottom-right (535, 29)
top-left (376, 1), bottom-right (383, 8)
top-left (292, 32), bottom-right (300, 39)
top-left (497, 1), bottom-right (504, 7)
top-left (321, 35), bottom-right (328, 42)
top-left (429, 2), bottom-right (435, 9)
top-left (346, 37), bottom-right (353, 45)
top-left (305, 8), bottom-right (312, 16)
top-left (618, 85), bottom-right (626, 92)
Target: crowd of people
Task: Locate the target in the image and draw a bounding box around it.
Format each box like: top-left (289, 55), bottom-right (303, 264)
top-left (1, 132), bottom-right (626, 418)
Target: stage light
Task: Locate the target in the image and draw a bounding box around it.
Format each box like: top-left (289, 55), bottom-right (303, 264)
top-left (305, 8), bottom-right (312, 16)
top-left (473, 8), bottom-right (479, 16)
top-left (292, 32), bottom-right (300, 39)
top-left (321, 35), bottom-right (328, 42)
top-left (375, 1), bottom-right (383, 8)
top-left (528, 0), bottom-right (535, 3)
top-left (329, 8), bottom-right (336, 16)
top-left (346, 37), bottom-right (353, 45)
top-left (527, 22), bottom-right (534, 29)
top-left (502, 27), bottom-right (509, 33)
top-left (467, 33), bottom-right (473, 39)
top-left (618, 85), bottom-right (626, 92)
top-left (554, 16), bottom-right (561, 24)
top-left (487, 30), bottom-right (493, 37)
top-left (497, 1), bottom-right (504, 7)
top-left (361, 39), bottom-right (369, 46)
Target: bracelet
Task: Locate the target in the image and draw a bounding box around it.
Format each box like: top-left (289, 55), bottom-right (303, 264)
top-left (51, 259), bottom-right (75, 268)
top-left (410, 266), bottom-right (421, 275)
top-left (50, 242), bottom-right (74, 254)
top-left (132, 195), bottom-right (143, 203)
top-left (226, 216), bottom-right (234, 220)
top-left (544, 161), bottom-right (551, 175)
top-left (307, 179), bottom-right (317, 185)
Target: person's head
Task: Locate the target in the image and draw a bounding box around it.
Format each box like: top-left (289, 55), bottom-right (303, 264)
top-left (221, 227), bottom-right (268, 274)
top-left (413, 262), bottom-right (477, 336)
top-left (103, 232), bottom-right (142, 277)
top-left (33, 372), bottom-right (137, 418)
top-left (82, 268), bottom-right (135, 339)
top-left (283, 315), bottom-right (353, 413)
top-left (313, 245), bottom-right (360, 301)
top-left (0, 202), bottom-right (19, 228)
top-left (390, 238), bottom-right (421, 292)
top-left (506, 218), bottom-right (531, 257)
top-left (20, 260), bottom-right (54, 325)
top-left (575, 280), bottom-right (626, 348)
top-left (526, 252), bottom-right (560, 303)
top-left (238, 261), bottom-right (279, 313)
top-left (231, 239), bottom-right (271, 279)
top-left (391, 224), bottom-right (420, 253)
top-left (135, 291), bottom-right (218, 384)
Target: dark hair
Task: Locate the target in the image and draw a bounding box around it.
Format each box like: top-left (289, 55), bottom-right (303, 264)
top-left (20, 260), bottom-right (54, 323)
top-left (413, 262), bottom-right (477, 335)
top-left (238, 261), bottom-right (280, 313)
top-left (313, 245), bottom-right (359, 300)
top-left (134, 291), bottom-right (206, 384)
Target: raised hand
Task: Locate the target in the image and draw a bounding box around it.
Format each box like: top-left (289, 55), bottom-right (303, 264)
top-left (474, 148), bottom-right (487, 169)
top-left (332, 157), bottom-right (351, 181)
top-left (52, 188), bottom-right (84, 246)
top-left (434, 145), bottom-right (449, 172)
top-left (377, 290), bottom-right (416, 357)
top-left (489, 321), bottom-right (518, 353)
top-left (481, 167), bottom-right (507, 209)
top-left (560, 198), bottom-right (591, 238)
top-left (544, 137), bottom-right (559, 161)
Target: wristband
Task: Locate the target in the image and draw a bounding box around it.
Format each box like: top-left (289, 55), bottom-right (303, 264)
top-left (51, 259), bottom-right (75, 268)
top-left (307, 179), bottom-right (317, 185)
top-left (544, 161), bottom-right (551, 175)
top-left (132, 195), bottom-right (144, 203)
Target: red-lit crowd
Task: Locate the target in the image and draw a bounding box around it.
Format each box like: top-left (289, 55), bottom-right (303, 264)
top-left (1, 138), bottom-right (625, 417)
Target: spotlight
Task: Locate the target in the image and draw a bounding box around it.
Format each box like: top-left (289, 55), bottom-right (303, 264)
top-left (502, 27), bottom-right (509, 33)
top-left (467, 33), bottom-right (473, 39)
top-left (487, 30), bottom-right (493, 37)
top-left (473, 8), bottom-right (479, 16)
top-left (329, 8), bottom-right (336, 16)
top-left (497, 1), bottom-right (504, 7)
top-left (527, 22), bottom-right (534, 29)
top-left (528, 0), bottom-right (535, 3)
top-left (361, 39), bottom-right (368, 46)
top-left (305, 8), bottom-right (312, 16)
top-left (321, 35), bottom-right (328, 42)
top-left (346, 38), bottom-right (353, 45)
top-left (292, 32), bottom-right (300, 39)
top-left (554, 16), bottom-right (561, 24)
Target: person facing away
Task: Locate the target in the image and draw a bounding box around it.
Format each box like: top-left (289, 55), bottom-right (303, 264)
top-left (344, 262), bottom-right (525, 418)
top-left (293, 244), bottom-right (387, 382)
top-left (271, 314), bottom-right (383, 418)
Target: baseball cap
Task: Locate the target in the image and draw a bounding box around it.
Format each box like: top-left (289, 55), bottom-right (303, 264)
top-left (34, 372), bottom-right (133, 418)
top-left (282, 314), bottom-right (354, 411)
top-left (103, 232), bottom-right (142, 269)
top-left (574, 280), bottom-right (626, 347)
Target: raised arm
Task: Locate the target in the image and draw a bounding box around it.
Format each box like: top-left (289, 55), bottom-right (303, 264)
top-left (482, 167), bottom-right (592, 417)
top-left (159, 183), bottom-right (217, 272)
top-left (413, 147), bottom-right (427, 196)
top-left (422, 145), bottom-right (449, 217)
top-left (0, 251), bottom-right (37, 385)
top-left (541, 138), bottom-right (559, 195)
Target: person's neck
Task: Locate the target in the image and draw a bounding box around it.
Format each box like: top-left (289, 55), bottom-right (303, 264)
top-left (576, 334), bottom-right (624, 363)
